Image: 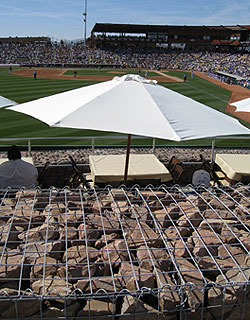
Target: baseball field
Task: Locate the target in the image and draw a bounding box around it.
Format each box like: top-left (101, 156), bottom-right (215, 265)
top-left (1, 67), bottom-right (250, 147)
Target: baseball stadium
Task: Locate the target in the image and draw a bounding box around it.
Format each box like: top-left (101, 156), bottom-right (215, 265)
top-left (1, 21), bottom-right (250, 319)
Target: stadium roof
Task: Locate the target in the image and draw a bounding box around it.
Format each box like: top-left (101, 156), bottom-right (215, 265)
top-left (91, 23), bottom-right (250, 34)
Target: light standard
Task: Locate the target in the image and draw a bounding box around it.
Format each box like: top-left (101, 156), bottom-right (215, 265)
top-left (83, 0), bottom-right (87, 44)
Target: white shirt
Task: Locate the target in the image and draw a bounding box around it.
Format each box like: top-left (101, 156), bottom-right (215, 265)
top-left (192, 169), bottom-right (210, 187)
top-left (0, 159), bottom-right (38, 189)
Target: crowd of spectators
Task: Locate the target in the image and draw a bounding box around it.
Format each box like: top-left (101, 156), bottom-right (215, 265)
top-left (1, 41), bottom-right (250, 81)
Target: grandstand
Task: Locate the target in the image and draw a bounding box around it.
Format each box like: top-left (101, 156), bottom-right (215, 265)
top-left (90, 23), bottom-right (250, 51)
top-left (0, 36), bottom-right (51, 45)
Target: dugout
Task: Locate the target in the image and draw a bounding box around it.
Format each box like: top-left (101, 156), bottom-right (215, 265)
top-left (215, 71), bottom-right (246, 84)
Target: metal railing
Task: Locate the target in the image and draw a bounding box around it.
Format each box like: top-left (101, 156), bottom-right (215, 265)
top-left (0, 136), bottom-right (155, 156)
top-left (0, 135), bottom-right (249, 159)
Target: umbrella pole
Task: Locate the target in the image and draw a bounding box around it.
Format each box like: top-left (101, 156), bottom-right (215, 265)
top-left (124, 134), bottom-right (131, 184)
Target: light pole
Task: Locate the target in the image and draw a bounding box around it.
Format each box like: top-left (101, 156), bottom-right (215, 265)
top-left (83, 0), bottom-right (87, 44)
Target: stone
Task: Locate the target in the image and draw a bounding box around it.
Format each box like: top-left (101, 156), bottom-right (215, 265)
top-left (0, 288), bottom-right (40, 319)
top-left (30, 302), bottom-right (81, 319)
top-left (152, 210), bottom-right (169, 229)
top-left (125, 221), bottom-right (162, 248)
top-left (239, 234), bottom-right (250, 250)
top-left (220, 225), bottom-right (242, 244)
top-left (0, 250), bottom-right (29, 283)
top-left (199, 219), bottom-right (237, 234)
top-left (30, 256), bottom-right (57, 282)
top-left (176, 208), bottom-right (202, 229)
top-left (0, 224), bottom-right (20, 248)
top-left (165, 203), bottom-right (180, 223)
top-left (19, 240), bottom-right (63, 262)
top-left (62, 245), bottom-right (99, 264)
top-left (119, 295), bottom-right (159, 320)
top-left (139, 191), bottom-right (166, 201)
top-left (192, 229), bottom-right (221, 257)
top-left (15, 189), bottom-right (38, 199)
top-left (56, 209), bottom-right (83, 226)
top-left (176, 259), bottom-right (204, 310)
top-left (13, 204), bottom-right (45, 224)
top-left (76, 276), bottom-right (122, 295)
top-left (203, 208), bottom-right (235, 220)
top-left (197, 257), bottom-right (236, 278)
top-left (107, 188), bottom-right (132, 201)
top-left (226, 303), bottom-right (250, 320)
top-left (137, 245), bottom-right (171, 271)
top-left (31, 276), bottom-right (73, 299)
top-left (172, 239), bottom-right (189, 258)
top-left (119, 262), bottom-right (155, 291)
top-left (91, 199), bottom-right (113, 213)
top-left (18, 223), bottom-right (58, 242)
top-left (231, 186), bottom-right (250, 201)
top-left (47, 202), bottom-right (65, 217)
top-left (239, 197), bottom-right (250, 208)
top-left (207, 285), bottom-right (236, 318)
top-left (121, 218), bottom-right (138, 233)
top-left (77, 299), bottom-right (115, 319)
top-left (101, 240), bottom-right (129, 268)
top-left (163, 226), bottom-right (180, 241)
top-left (58, 245), bottom-right (98, 284)
top-left (78, 223), bottom-right (101, 247)
top-left (155, 270), bottom-right (180, 312)
top-left (95, 232), bottom-right (121, 249)
top-left (57, 262), bottom-right (96, 284)
top-left (130, 204), bottom-right (152, 226)
top-left (84, 213), bottom-right (121, 234)
top-left (111, 200), bottom-right (129, 214)
top-left (178, 201), bottom-right (198, 216)
top-left (234, 206), bottom-right (250, 221)
top-left (217, 267), bottom-right (250, 296)
top-left (0, 203), bottom-right (14, 223)
top-left (59, 225), bottom-right (79, 245)
top-left (209, 196), bottom-right (235, 210)
top-left (187, 194), bottom-right (207, 212)
top-left (34, 192), bottom-right (50, 211)
top-left (218, 243), bottom-right (244, 259)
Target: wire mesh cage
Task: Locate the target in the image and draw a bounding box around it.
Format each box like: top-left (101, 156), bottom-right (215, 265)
top-left (0, 184), bottom-right (250, 319)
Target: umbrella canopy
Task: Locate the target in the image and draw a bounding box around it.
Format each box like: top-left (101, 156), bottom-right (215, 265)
top-left (230, 98), bottom-right (250, 113)
top-left (0, 95), bottom-right (16, 108)
top-left (8, 74), bottom-right (250, 141)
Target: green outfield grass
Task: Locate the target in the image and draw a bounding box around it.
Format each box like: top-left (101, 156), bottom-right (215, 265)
top-left (0, 67), bottom-right (249, 147)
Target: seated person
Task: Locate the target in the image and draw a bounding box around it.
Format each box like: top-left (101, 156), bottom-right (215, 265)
top-left (0, 145), bottom-right (38, 189)
top-left (192, 169), bottom-right (210, 188)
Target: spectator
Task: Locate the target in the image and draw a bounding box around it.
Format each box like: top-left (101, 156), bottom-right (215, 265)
top-left (0, 41), bottom-right (250, 83)
top-left (192, 169), bottom-right (210, 188)
top-left (0, 145), bottom-right (38, 189)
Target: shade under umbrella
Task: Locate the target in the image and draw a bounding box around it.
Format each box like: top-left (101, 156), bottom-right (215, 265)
top-left (0, 95), bottom-right (16, 108)
top-left (8, 74), bottom-right (250, 183)
top-left (230, 98), bottom-right (250, 112)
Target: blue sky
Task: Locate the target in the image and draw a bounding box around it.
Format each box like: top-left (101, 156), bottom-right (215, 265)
top-left (0, 0), bottom-right (250, 41)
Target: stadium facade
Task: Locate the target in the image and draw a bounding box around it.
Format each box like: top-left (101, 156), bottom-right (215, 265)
top-left (90, 23), bottom-right (250, 51)
top-left (0, 36), bottom-right (51, 45)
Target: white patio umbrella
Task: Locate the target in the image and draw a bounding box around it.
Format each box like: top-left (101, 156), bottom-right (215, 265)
top-left (0, 95), bottom-right (16, 108)
top-left (8, 74), bottom-right (250, 182)
top-left (230, 98), bottom-right (250, 112)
